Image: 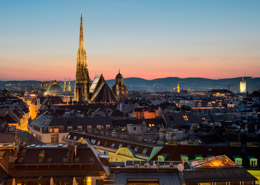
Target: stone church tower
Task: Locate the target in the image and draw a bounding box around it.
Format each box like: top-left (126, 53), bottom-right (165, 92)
top-left (112, 70), bottom-right (128, 99)
top-left (74, 15), bottom-right (91, 102)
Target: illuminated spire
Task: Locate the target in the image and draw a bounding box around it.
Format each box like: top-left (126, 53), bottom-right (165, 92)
top-left (68, 78), bottom-right (71, 92)
top-left (79, 14), bottom-right (85, 50)
top-left (64, 79), bottom-right (67, 92)
top-left (74, 15), bottom-right (91, 102)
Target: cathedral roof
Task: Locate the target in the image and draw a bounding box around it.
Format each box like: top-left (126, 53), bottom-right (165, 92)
top-left (89, 74), bottom-right (118, 103)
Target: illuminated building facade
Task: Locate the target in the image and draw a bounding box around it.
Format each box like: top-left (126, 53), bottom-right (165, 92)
top-left (63, 79), bottom-right (67, 92)
top-left (112, 71), bottom-right (128, 99)
top-left (240, 77), bottom-right (247, 93)
top-left (74, 15), bottom-right (91, 102)
top-left (68, 78), bottom-right (72, 92)
top-left (177, 83), bottom-right (180, 93)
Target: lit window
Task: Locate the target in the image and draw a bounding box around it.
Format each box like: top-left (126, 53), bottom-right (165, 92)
top-left (97, 141), bottom-right (101, 145)
top-left (250, 158), bottom-right (258, 167)
top-left (181, 155), bottom-right (189, 162)
top-left (196, 156), bottom-right (203, 160)
top-left (183, 115), bottom-right (188, 121)
top-left (0, 151), bottom-right (5, 159)
top-left (111, 143), bottom-right (115, 148)
top-left (158, 155), bottom-right (165, 161)
top-left (118, 144), bottom-right (123, 148)
top-left (53, 128), bottom-right (59, 133)
top-left (235, 158), bottom-right (242, 166)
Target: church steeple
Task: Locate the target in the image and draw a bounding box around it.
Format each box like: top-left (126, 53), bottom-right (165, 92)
top-left (68, 78), bottom-right (71, 92)
top-left (64, 79), bottom-right (67, 92)
top-left (79, 14), bottom-right (85, 50)
top-left (74, 15), bottom-right (91, 102)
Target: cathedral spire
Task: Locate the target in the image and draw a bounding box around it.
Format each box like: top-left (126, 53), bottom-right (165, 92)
top-left (74, 15), bottom-right (91, 102)
top-left (79, 14), bottom-right (85, 50)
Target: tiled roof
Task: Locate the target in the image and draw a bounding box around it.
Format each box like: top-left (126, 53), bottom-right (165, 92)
top-left (184, 167), bottom-right (256, 183)
top-left (0, 144), bottom-right (107, 177)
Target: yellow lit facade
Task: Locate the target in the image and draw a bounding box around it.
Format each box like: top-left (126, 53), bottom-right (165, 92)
top-left (177, 83), bottom-right (180, 93)
top-left (248, 170), bottom-right (260, 185)
top-left (240, 78), bottom-right (246, 93)
top-left (97, 147), bottom-right (144, 162)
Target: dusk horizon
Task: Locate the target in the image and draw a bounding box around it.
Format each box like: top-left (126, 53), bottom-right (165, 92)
top-left (1, 1), bottom-right (260, 184)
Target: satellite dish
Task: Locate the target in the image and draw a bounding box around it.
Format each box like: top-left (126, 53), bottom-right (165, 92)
top-left (177, 163), bottom-right (184, 172)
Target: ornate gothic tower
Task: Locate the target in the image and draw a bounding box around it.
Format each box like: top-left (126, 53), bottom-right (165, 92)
top-left (74, 15), bottom-right (91, 102)
top-left (112, 70), bottom-right (128, 99)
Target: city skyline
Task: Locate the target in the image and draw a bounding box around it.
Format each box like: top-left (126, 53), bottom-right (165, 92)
top-left (0, 0), bottom-right (260, 81)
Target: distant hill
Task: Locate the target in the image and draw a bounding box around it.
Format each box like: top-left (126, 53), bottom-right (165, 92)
top-left (1, 77), bottom-right (259, 93)
top-left (107, 77), bottom-right (260, 93)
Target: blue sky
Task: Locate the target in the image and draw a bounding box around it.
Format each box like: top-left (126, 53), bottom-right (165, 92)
top-left (0, 0), bottom-right (259, 80)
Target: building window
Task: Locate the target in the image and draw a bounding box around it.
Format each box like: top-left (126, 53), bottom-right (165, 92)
top-left (181, 155), bottom-right (189, 162)
top-left (133, 127), bottom-right (136, 131)
top-left (250, 158), bottom-right (258, 167)
top-left (158, 155), bottom-right (165, 161)
top-left (118, 143), bottom-right (123, 148)
top-left (97, 141), bottom-right (101, 145)
top-left (195, 156), bottom-right (203, 160)
top-left (97, 125), bottom-right (101, 130)
top-left (68, 126), bottom-right (73, 132)
top-left (235, 158), bottom-right (242, 166)
top-left (87, 125), bottom-right (92, 130)
top-left (53, 128), bottom-right (59, 133)
top-left (134, 146), bottom-right (139, 152)
top-left (77, 126), bottom-right (82, 131)
top-left (142, 148), bottom-right (148, 155)
top-left (183, 115), bottom-right (188, 121)
top-left (111, 143), bottom-right (115, 148)
top-left (51, 135), bottom-right (58, 143)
